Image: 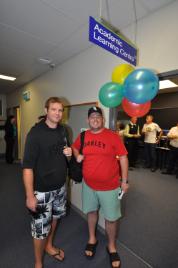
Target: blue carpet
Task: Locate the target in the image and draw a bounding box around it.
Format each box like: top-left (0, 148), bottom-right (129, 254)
top-left (119, 167), bottom-right (178, 268)
top-left (0, 162), bottom-right (156, 268)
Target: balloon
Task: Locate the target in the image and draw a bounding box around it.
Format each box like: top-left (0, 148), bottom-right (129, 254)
top-left (122, 98), bottom-right (151, 117)
top-left (112, 64), bottom-right (134, 84)
top-left (124, 68), bottom-right (159, 104)
top-left (99, 82), bottom-right (124, 108)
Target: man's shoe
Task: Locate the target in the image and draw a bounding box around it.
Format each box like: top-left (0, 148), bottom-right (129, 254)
top-left (151, 168), bottom-right (156, 172)
top-left (176, 174), bottom-right (178, 179)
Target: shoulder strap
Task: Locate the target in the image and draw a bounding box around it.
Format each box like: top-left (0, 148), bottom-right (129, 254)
top-left (79, 131), bottom-right (85, 154)
top-left (62, 125), bottom-right (70, 146)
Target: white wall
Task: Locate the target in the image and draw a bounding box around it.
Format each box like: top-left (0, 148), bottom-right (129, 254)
top-left (0, 94), bottom-right (7, 120)
top-left (6, 1), bottom-right (178, 226)
top-left (8, 0), bottom-right (178, 135)
top-left (7, 46), bottom-right (117, 150)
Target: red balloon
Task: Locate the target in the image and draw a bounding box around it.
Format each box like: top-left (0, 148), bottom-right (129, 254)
top-left (122, 98), bottom-right (151, 117)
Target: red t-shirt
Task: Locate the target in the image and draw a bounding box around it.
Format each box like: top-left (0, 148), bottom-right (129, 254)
top-left (72, 128), bottom-right (127, 191)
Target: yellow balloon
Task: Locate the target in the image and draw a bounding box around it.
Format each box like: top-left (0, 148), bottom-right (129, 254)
top-left (112, 64), bottom-right (134, 84)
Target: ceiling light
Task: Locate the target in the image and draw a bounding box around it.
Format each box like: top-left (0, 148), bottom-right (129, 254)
top-left (0, 74), bottom-right (16, 81)
top-left (38, 58), bottom-right (52, 65)
top-left (159, 80), bottom-right (177, 89)
top-left (38, 58), bottom-right (55, 68)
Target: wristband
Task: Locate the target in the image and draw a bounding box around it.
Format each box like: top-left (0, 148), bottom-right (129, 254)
top-left (120, 179), bottom-right (129, 184)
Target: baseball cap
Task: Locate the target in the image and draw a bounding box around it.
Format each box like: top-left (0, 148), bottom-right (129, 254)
top-left (88, 106), bottom-right (103, 117)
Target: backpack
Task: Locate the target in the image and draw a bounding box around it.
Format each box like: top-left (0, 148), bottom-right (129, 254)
top-left (68, 131), bottom-right (85, 183)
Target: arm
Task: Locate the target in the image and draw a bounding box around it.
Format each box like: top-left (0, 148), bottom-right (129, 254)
top-left (168, 134), bottom-right (178, 139)
top-left (119, 155), bottom-right (129, 193)
top-left (62, 126), bottom-right (72, 159)
top-left (22, 129), bottom-right (39, 211)
top-left (142, 124), bottom-right (146, 134)
top-left (72, 133), bottom-right (85, 163)
top-left (124, 124), bottom-right (134, 138)
top-left (167, 129), bottom-right (178, 139)
top-left (156, 125), bottom-right (163, 143)
top-left (157, 130), bottom-right (163, 141)
top-left (23, 168), bottom-right (37, 212)
top-left (72, 146), bottom-right (84, 163)
top-left (133, 125), bottom-right (141, 138)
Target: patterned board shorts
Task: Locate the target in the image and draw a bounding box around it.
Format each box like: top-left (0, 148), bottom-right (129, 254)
top-left (29, 185), bottom-right (66, 239)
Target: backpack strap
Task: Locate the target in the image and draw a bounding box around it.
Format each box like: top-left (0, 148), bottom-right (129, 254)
top-left (62, 125), bottom-right (71, 146)
top-left (79, 131), bottom-right (85, 154)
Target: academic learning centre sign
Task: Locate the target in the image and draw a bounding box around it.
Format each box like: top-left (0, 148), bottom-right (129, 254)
top-left (89, 16), bottom-right (137, 66)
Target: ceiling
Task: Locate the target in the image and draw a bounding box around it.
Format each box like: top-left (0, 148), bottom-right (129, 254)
top-left (0, 0), bottom-right (176, 94)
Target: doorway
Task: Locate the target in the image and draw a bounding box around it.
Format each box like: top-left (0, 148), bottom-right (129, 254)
top-left (6, 106), bottom-right (21, 161)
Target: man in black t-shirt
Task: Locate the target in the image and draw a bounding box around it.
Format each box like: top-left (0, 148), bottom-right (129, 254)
top-left (23, 97), bottom-right (72, 268)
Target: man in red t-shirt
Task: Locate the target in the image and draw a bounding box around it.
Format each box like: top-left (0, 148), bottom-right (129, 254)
top-left (72, 106), bottom-right (128, 268)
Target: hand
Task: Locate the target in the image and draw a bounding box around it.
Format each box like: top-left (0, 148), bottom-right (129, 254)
top-left (156, 138), bottom-right (160, 144)
top-left (134, 134), bottom-right (140, 138)
top-left (171, 135), bottom-right (178, 139)
top-left (121, 182), bottom-right (129, 193)
top-left (26, 196), bottom-right (37, 212)
top-left (77, 154), bottom-right (84, 163)
top-left (63, 146), bottom-right (72, 157)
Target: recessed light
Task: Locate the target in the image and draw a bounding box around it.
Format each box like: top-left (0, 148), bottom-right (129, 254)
top-left (159, 80), bottom-right (177, 89)
top-left (0, 74), bottom-right (16, 81)
top-left (38, 58), bottom-right (52, 65)
top-left (37, 58), bottom-right (55, 68)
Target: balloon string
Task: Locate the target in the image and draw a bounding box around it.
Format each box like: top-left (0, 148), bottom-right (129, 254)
top-left (133, 0), bottom-right (138, 45)
top-left (99, 0), bottom-right (102, 19)
top-left (105, 0), bottom-right (111, 24)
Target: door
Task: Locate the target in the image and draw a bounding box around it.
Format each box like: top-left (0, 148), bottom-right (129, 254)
top-left (8, 106), bottom-right (22, 161)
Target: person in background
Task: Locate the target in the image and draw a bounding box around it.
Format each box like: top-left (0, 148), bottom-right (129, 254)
top-left (162, 122), bottom-right (178, 178)
top-left (4, 115), bottom-right (16, 164)
top-left (124, 117), bottom-right (141, 170)
top-left (22, 97), bottom-right (72, 268)
top-left (72, 106), bottom-right (128, 268)
top-left (116, 121), bottom-right (125, 142)
top-left (142, 115), bottom-right (162, 172)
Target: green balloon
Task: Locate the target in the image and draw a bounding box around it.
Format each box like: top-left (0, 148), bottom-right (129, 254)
top-left (99, 82), bottom-right (124, 108)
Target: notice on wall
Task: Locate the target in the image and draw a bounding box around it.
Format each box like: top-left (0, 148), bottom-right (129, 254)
top-left (89, 16), bottom-right (137, 66)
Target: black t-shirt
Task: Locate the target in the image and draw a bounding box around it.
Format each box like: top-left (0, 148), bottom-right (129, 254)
top-left (4, 123), bottom-right (14, 139)
top-left (22, 120), bottom-right (69, 192)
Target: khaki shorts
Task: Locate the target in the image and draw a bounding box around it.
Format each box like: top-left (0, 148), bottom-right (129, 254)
top-left (82, 181), bottom-right (122, 221)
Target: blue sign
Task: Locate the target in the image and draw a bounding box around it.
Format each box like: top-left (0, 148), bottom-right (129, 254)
top-left (89, 16), bottom-right (137, 66)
